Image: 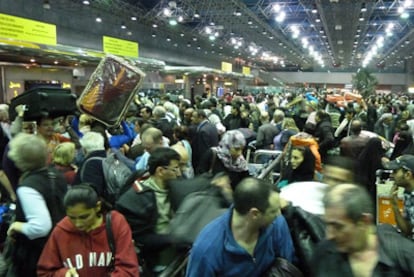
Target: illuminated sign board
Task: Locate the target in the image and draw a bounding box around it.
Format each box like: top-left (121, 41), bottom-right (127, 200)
top-left (221, 62), bottom-right (232, 73)
top-left (0, 13), bottom-right (56, 45)
top-left (242, 66), bottom-right (251, 75)
top-left (103, 36), bottom-right (139, 58)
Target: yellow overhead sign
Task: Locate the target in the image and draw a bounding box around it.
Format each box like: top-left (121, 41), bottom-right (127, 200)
top-left (0, 13), bottom-right (56, 45)
top-left (242, 66), bottom-right (251, 75)
top-left (221, 62), bottom-right (232, 73)
top-left (103, 36), bottom-right (139, 58)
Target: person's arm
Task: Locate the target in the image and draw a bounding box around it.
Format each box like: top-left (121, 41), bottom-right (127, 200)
top-left (390, 185), bottom-right (413, 238)
top-left (111, 212), bottom-right (140, 277)
top-left (109, 121), bottom-right (134, 149)
top-left (0, 170), bottom-right (16, 201)
top-left (37, 228), bottom-right (72, 277)
top-left (318, 126), bottom-right (335, 150)
top-left (255, 127), bottom-right (265, 148)
top-left (273, 215), bottom-right (296, 262)
top-left (8, 187), bottom-right (52, 239)
top-left (195, 149), bottom-right (213, 175)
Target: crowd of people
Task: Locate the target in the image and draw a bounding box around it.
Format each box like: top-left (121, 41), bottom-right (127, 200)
top-left (0, 88), bottom-right (412, 276)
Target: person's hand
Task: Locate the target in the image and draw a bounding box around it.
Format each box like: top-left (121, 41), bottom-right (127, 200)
top-left (381, 157), bottom-right (390, 167)
top-left (7, 222), bottom-right (23, 237)
top-left (390, 184), bottom-right (399, 207)
top-left (65, 268), bottom-right (79, 277)
top-left (15, 105), bottom-right (26, 117)
top-left (9, 192), bottom-right (16, 203)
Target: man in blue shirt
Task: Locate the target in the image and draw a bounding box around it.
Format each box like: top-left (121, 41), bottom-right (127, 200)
top-left (186, 177), bottom-right (295, 277)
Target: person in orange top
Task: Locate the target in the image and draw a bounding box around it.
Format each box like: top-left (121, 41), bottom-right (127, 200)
top-left (37, 117), bottom-right (78, 164)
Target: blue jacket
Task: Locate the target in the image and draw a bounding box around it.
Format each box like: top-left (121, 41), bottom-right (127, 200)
top-left (186, 209), bottom-right (295, 277)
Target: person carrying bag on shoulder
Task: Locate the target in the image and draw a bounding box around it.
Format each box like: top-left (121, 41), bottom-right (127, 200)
top-left (37, 184), bottom-right (139, 277)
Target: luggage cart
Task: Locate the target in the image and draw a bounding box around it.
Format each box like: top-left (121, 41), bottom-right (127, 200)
top-left (375, 169), bottom-right (404, 225)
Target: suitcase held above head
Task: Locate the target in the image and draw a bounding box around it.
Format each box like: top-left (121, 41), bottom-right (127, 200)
top-left (77, 55), bottom-right (145, 127)
top-left (9, 87), bottom-right (78, 121)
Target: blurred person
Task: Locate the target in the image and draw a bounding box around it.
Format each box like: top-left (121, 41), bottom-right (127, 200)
top-left (374, 113), bottom-right (395, 142)
top-left (186, 177), bottom-right (295, 277)
top-left (357, 137), bottom-right (386, 202)
top-left (52, 142), bottom-right (77, 185)
top-left (312, 183), bottom-right (414, 276)
top-left (314, 110), bottom-right (335, 163)
top-left (37, 184), bottom-right (139, 276)
top-left (7, 133), bottom-right (66, 277)
top-left (383, 155), bottom-right (414, 240)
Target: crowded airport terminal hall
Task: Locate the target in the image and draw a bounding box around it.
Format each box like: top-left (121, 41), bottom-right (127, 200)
top-left (1, 0), bottom-right (414, 276)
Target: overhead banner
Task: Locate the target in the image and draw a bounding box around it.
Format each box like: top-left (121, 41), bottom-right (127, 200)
top-left (242, 66), bottom-right (251, 75)
top-left (103, 36), bottom-right (139, 58)
top-left (221, 62), bottom-right (232, 73)
top-left (0, 13), bottom-right (56, 45)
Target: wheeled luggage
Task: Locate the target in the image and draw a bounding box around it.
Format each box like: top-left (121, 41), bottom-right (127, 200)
top-left (77, 55), bottom-right (145, 127)
top-left (9, 87), bottom-right (78, 121)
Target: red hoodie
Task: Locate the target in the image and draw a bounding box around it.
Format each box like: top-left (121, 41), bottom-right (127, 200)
top-left (37, 211), bottom-right (139, 277)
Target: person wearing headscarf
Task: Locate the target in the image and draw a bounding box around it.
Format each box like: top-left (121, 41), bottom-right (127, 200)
top-left (197, 130), bottom-right (250, 189)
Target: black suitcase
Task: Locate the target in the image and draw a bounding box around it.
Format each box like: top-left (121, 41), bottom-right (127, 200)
top-left (9, 87), bottom-right (78, 121)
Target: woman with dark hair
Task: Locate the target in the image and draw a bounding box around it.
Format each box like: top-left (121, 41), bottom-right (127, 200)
top-left (314, 110), bottom-right (335, 163)
top-left (357, 137), bottom-right (386, 202)
top-left (279, 146), bottom-right (316, 188)
top-left (37, 184), bottom-right (139, 276)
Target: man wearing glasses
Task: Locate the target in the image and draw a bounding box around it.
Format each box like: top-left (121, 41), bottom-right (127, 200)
top-left (383, 154), bottom-right (414, 240)
top-left (116, 147), bottom-right (181, 274)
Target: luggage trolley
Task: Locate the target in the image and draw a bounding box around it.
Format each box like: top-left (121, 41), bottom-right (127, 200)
top-left (375, 169), bottom-right (404, 226)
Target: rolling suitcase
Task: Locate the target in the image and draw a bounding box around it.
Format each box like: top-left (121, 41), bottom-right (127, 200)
top-left (9, 87), bottom-right (78, 121)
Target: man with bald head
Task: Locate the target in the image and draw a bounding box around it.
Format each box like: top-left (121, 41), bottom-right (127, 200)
top-left (312, 183), bottom-right (414, 276)
top-left (339, 119), bottom-right (370, 159)
top-left (186, 177), bottom-right (295, 277)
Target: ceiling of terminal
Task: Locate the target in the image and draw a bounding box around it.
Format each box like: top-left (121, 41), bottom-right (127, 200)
top-left (117, 0), bottom-right (414, 72)
top-left (1, 0), bottom-right (414, 73)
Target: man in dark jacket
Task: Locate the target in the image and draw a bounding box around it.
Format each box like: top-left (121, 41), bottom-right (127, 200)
top-left (73, 131), bottom-right (107, 196)
top-left (116, 147), bottom-right (181, 273)
top-left (314, 110), bottom-right (335, 162)
top-left (312, 183), bottom-right (414, 276)
top-left (190, 109), bottom-right (219, 170)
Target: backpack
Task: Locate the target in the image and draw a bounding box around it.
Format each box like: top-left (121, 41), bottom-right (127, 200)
top-left (81, 153), bottom-right (132, 204)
